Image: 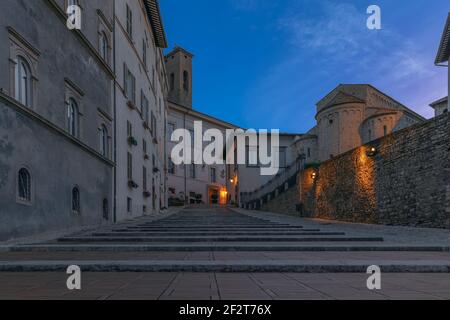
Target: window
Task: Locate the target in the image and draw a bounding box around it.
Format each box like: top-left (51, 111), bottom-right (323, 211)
top-left (143, 139), bottom-right (147, 155)
top-left (170, 73), bottom-right (175, 91)
top-left (383, 125), bottom-right (387, 136)
top-left (68, 0), bottom-right (79, 7)
top-left (124, 64), bottom-right (136, 104)
top-left (167, 122), bottom-right (175, 139)
top-left (189, 164), bottom-right (196, 179)
top-left (183, 71), bottom-right (189, 92)
top-left (210, 167), bottom-right (216, 183)
top-left (307, 148), bottom-right (311, 158)
top-left (17, 168), bottom-right (31, 203)
top-left (127, 197), bottom-right (132, 214)
top-left (127, 121), bottom-right (132, 137)
top-left (152, 154), bottom-right (156, 168)
top-left (99, 32), bottom-right (108, 62)
top-left (127, 152), bottom-right (133, 181)
top-left (151, 112), bottom-right (157, 139)
top-left (100, 125), bottom-right (108, 157)
top-left (67, 98), bottom-right (79, 137)
top-left (142, 38), bottom-right (147, 68)
top-left (143, 166), bottom-right (147, 191)
top-left (368, 129), bottom-right (372, 141)
top-left (168, 158), bottom-right (175, 175)
top-left (15, 57), bottom-right (31, 106)
top-left (126, 4), bottom-right (133, 39)
top-left (72, 187), bottom-right (80, 214)
top-left (141, 92), bottom-right (149, 123)
top-left (279, 147), bottom-right (287, 168)
top-left (103, 199), bottom-right (109, 220)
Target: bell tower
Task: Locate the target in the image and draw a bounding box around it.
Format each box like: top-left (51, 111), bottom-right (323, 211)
top-left (165, 46), bottom-right (193, 108)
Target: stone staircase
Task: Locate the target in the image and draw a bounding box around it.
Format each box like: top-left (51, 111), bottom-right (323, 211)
top-left (1, 207), bottom-right (450, 272)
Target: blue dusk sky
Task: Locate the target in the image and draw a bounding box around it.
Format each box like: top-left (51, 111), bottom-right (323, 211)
top-left (159, 0), bottom-right (450, 133)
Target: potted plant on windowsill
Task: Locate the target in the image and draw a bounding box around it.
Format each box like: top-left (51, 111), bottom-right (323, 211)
top-left (127, 100), bottom-right (135, 110)
top-left (153, 167), bottom-right (160, 173)
top-left (143, 191), bottom-right (151, 198)
top-left (144, 153), bottom-right (149, 160)
top-left (127, 136), bottom-right (138, 146)
top-left (128, 180), bottom-right (139, 189)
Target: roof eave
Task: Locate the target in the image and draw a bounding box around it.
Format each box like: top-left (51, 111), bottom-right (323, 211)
top-left (435, 13), bottom-right (450, 65)
top-left (143, 0), bottom-right (168, 49)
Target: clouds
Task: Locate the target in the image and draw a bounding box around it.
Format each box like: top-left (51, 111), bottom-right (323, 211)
top-left (265, 1), bottom-right (444, 120)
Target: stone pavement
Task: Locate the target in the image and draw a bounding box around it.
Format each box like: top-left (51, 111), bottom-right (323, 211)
top-left (0, 207), bottom-right (450, 299)
top-left (1, 272), bottom-right (450, 300)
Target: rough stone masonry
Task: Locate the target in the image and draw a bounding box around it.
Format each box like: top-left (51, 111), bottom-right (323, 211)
top-left (264, 113), bottom-right (450, 229)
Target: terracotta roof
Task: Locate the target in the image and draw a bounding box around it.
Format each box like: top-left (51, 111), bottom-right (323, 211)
top-left (143, 0), bottom-right (168, 48)
top-left (323, 91), bottom-right (365, 109)
top-left (435, 13), bottom-right (450, 64)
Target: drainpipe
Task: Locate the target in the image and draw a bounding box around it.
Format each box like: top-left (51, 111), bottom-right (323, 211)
top-left (112, 4), bottom-right (117, 224)
top-left (183, 111), bottom-right (187, 204)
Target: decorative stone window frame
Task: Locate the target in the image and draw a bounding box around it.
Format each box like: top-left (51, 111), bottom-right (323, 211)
top-left (15, 165), bottom-right (34, 207)
top-left (8, 27), bottom-right (39, 109)
top-left (97, 109), bottom-right (112, 159)
top-left (64, 78), bottom-right (85, 140)
top-left (97, 9), bottom-right (112, 65)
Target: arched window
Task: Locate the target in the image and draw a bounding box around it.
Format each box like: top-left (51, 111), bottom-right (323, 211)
top-left (67, 98), bottom-right (78, 137)
top-left (72, 187), bottom-right (80, 214)
top-left (100, 125), bottom-right (108, 157)
top-left (103, 198), bottom-right (109, 220)
top-left (17, 168), bottom-right (31, 202)
top-left (15, 57), bottom-right (31, 106)
top-left (183, 71), bottom-right (189, 92)
top-left (99, 32), bottom-right (108, 62)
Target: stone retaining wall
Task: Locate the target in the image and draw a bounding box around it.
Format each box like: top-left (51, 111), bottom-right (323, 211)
top-left (262, 113), bottom-right (450, 228)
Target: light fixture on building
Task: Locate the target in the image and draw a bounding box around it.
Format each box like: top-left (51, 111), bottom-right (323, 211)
top-left (230, 178), bottom-right (234, 183)
top-left (311, 172), bottom-right (317, 180)
top-left (366, 146), bottom-right (377, 157)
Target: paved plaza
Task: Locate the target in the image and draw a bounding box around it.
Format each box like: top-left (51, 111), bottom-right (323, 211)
top-left (0, 207), bottom-right (450, 299)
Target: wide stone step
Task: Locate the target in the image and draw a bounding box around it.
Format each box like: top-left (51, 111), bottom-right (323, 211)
top-left (57, 236), bottom-right (384, 243)
top-left (8, 244), bottom-right (450, 252)
top-left (123, 225), bottom-right (305, 230)
top-left (0, 260), bottom-right (449, 273)
top-left (91, 231), bottom-right (340, 236)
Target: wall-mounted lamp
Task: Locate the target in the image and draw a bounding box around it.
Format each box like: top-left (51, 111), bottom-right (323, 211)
top-left (366, 146), bottom-right (377, 157)
top-left (230, 178), bottom-right (234, 183)
top-left (311, 172), bottom-right (317, 180)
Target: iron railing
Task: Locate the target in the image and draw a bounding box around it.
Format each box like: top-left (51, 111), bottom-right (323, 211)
top-left (240, 155), bottom-right (305, 209)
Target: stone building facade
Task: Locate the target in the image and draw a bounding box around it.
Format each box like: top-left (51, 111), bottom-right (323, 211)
top-left (114, 0), bottom-right (168, 221)
top-left (165, 47), bottom-right (238, 205)
top-left (0, 0), bottom-right (115, 240)
top-left (430, 97), bottom-right (448, 117)
top-left (0, 0), bottom-right (168, 241)
top-left (311, 84), bottom-right (425, 162)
